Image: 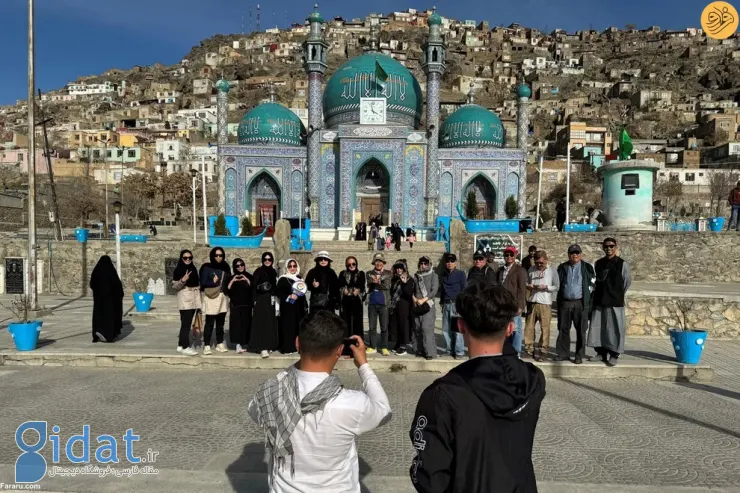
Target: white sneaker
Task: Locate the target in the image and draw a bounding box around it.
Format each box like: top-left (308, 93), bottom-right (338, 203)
top-left (203, 346), bottom-right (212, 355)
top-left (215, 343), bottom-right (228, 353)
top-left (260, 350), bottom-right (269, 358)
top-left (395, 350), bottom-right (407, 356)
top-left (177, 346), bottom-right (184, 353)
top-left (181, 347), bottom-right (198, 356)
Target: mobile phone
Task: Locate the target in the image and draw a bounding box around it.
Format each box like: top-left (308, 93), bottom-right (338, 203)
top-left (342, 338), bottom-right (358, 356)
top-left (450, 317), bottom-right (461, 333)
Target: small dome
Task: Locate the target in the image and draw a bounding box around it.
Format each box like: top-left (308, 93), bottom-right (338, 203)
top-left (216, 79), bottom-right (230, 93)
top-left (323, 53), bottom-right (423, 128)
top-left (440, 104), bottom-right (505, 148)
top-left (516, 84), bottom-right (532, 99)
top-left (237, 103), bottom-right (306, 146)
top-left (307, 4), bottom-right (324, 24)
top-left (427, 7), bottom-right (442, 26)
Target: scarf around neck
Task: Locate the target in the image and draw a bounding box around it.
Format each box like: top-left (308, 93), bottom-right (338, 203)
top-left (253, 364), bottom-right (343, 483)
top-left (280, 258), bottom-right (302, 282)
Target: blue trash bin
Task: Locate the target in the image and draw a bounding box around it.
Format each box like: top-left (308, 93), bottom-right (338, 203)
top-left (133, 292), bottom-right (154, 312)
top-left (8, 321), bottom-right (42, 351)
top-left (74, 228), bottom-right (89, 243)
top-left (708, 217), bottom-right (725, 232)
top-left (669, 329), bottom-right (707, 364)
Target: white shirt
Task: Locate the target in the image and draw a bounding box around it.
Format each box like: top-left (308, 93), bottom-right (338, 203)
top-left (248, 364), bottom-right (392, 493)
top-left (527, 266), bottom-right (559, 305)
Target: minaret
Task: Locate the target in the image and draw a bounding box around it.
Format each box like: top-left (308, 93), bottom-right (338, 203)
top-left (422, 7), bottom-right (445, 225)
top-left (215, 79), bottom-right (230, 214)
top-left (516, 82), bottom-right (532, 153)
top-left (303, 4), bottom-right (328, 220)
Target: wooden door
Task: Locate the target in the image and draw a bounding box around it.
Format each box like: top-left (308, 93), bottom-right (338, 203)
top-left (362, 198), bottom-right (381, 224)
top-left (257, 200), bottom-right (278, 236)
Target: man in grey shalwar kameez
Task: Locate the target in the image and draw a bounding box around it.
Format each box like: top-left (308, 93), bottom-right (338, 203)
top-left (588, 237), bottom-right (631, 366)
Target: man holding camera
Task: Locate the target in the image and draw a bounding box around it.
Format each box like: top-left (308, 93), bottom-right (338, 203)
top-left (409, 285), bottom-right (546, 493)
top-left (248, 310), bottom-right (392, 492)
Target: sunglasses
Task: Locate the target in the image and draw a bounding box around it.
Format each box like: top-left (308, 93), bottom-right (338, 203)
top-left (236, 263), bottom-right (245, 268)
top-left (347, 263), bottom-right (356, 267)
top-left (445, 260), bottom-right (455, 263)
top-left (182, 256), bottom-right (192, 260)
top-left (288, 263), bottom-right (297, 268)
top-left (264, 258), bottom-right (273, 262)
top-left (419, 261), bottom-right (429, 265)
top-left (569, 251), bottom-right (582, 255)
top-left (603, 244), bottom-right (616, 249)
top-left (504, 253), bottom-right (515, 257)
top-left (214, 254), bottom-right (224, 258)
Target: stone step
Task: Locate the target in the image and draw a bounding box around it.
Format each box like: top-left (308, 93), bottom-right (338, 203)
top-left (308, 240), bottom-right (447, 253)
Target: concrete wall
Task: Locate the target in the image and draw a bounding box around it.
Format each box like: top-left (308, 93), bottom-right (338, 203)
top-left (627, 296), bottom-right (739, 339)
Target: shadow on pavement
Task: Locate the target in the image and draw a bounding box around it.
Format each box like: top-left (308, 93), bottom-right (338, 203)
top-left (226, 441), bottom-right (373, 492)
top-left (49, 295), bottom-right (87, 311)
top-left (624, 349), bottom-right (676, 363)
top-left (677, 382), bottom-right (740, 401)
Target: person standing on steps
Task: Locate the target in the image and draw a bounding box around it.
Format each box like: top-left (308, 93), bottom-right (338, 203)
top-left (496, 246), bottom-right (528, 355)
top-left (524, 250), bottom-right (559, 362)
top-left (408, 285), bottom-right (546, 493)
top-left (728, 180), bottom-right (740, 231)
top-left (251, 252), bottom-right (279, 358)
top-left (338, 256), bottom-right (366, 339)
top-left (440, 253), bottom-right (467, 359)
top-left (172, 249), bottom-right (200, 356)
top-left (389, 260), bottom-right (414, 356)
top-left (276, 258), bottom-right (307, 354)
top-left (555, 244), bottom-right (595, 365)
top-left (90, 255), bottom-right (124, 344)
top-left (366, 253), bottom-right (392, 356)
top-left (556, 196), bottom-right (567, 231)
top-left (226, 258), bottom-right (253, 354)
top-left (305, 251), bottom-right (339, 314)
top-left (413, 256), bottom-right (439, 360)
top-left (588, 237), bottom-right (632, 367)
top-left (199, 247), bottom-right (231, 355)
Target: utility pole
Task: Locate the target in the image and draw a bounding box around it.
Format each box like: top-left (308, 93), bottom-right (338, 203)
top-left (27, 0), bottom-right (38, 309)
top-left (36, 90), bottom-right (63, 241)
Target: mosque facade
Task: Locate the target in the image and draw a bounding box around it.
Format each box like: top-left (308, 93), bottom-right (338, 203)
top-left (215, 6), bottom-right (531, 239)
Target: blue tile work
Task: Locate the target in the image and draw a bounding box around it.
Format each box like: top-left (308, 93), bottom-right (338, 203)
top-left (224, 168), bottom-right (238, 216)
top-left (291, 170), bottom-right (304, 217)
top-left (439, 172), bottom-right (453, 217)
top-left (319, 143), bottom-right (338, 228)
top-left (405, 145), bottom-right (425, 227)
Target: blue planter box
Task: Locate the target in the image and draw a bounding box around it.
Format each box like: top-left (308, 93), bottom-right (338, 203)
top-left (120, 234), bottom-right (148, 243)
top-left (8, 321), bottom-right (42, 351)
top-left (209, 216), bottom-right (240, 236)
top-left (564, 224), bottom-right (597, 233)
top-left (464, 219), bottom-right (520, 233)
top-left (669, 329), bottom-right (707, 364)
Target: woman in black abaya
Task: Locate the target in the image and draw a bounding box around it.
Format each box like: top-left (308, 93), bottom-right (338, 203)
top-left (249, 251), bottom-right (278, 358)
top-left (198, 247), bottom-right (231, 354)
top-left (305, 251), bottom-right (339, 313)
top-left (338, 256), bottom-right (366, 338)
top-left (225, 258), bottom-right (253, 354)
top-left (276, 258), bottom-right (307, 354)
top-left (90, 255), bottom-right (124, 343)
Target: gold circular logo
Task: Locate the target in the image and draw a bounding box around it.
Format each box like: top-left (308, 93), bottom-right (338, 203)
top-left (701, 1), bottom-right (739, 39)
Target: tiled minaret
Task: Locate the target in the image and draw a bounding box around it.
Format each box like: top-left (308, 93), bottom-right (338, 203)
top-left (516, 83), bottom-right (532, 153)
top-left (422, 7), bottom-right (446, 225)
top-left (216, 79), bottom-right (230, 213)
top-left (303, 4), bottom-right (328, 220)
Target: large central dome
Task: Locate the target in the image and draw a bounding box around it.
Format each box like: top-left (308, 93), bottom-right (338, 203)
top-left (323, 53), bottom-right (423, 128)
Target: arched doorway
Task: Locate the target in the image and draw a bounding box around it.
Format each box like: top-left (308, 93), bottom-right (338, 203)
top-left (356, 159), bottom-right (390, 225)
top-left (464, 175), bottom-right (497, 219)
top-left (247, 172), bottom-right (281, 235)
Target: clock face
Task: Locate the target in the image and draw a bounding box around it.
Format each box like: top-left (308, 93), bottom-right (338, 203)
top-left (360, 98), bottom-right (386, 125)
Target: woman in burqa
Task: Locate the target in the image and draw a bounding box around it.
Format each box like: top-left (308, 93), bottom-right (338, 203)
top-left (275, 258), bottom-right (307, 354)
top-left (225, 257), bottom-right (253, 354)
top-left (337, 255), bottom-right (366, 338)
top-left (90, 255), bottom-right (124, 343)
top-left (198, 246), bottom-right (231, 354)
top-left (249, 251), bottom-right (278, 358)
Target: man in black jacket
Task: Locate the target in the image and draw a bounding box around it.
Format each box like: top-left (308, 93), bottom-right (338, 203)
top-left (555, 244), bottom-right (595, 364)
top-left (467, 249), bottom-right (497, 288)
top-left (409, 284), bottom-right (546, 493)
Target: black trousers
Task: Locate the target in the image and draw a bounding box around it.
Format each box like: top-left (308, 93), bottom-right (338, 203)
top-left (204, 312), bottom-right (226, 346)
top-left (342, 296), bottom-right (364, 338)
top-left (556, 299), bottom-right (588, 359)
top-left (178, 309), bottom-right (196, 348)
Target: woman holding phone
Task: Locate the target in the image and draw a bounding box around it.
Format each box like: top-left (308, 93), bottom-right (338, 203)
top-left (226, 258), bottom-right (253, 354)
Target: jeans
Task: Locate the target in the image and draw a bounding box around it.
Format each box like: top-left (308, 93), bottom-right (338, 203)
top-left (509, 316), bottom-right (523, 353)
top-left (729, 205), bottom-right (740, 231)
top-left (367, 304), bottom-right (388, 350)
top-left (442, 302), bottom-right (465, 356)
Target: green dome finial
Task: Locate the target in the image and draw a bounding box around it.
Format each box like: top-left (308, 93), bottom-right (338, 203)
top-left (428, 6), bottom-right (442, 26)
top-left (307, 4), bottom-right (324, 24)
top-left (516, 83), bottom-right (531, 99)
top-left (216, 79), bottom-right (230, 93)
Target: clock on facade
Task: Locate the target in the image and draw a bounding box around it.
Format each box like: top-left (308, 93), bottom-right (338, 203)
top-left (360, 97), bottom-right (387, 125)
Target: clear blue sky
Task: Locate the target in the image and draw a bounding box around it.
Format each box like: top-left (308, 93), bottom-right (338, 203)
top-left (0, 0), bottom-right (708, 106)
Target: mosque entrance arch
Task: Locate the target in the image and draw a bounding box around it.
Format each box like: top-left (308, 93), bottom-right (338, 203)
top-left (355, 159), bottom-right (390, 225)
top-left (247, 171), bottom-right (281, 234)
top-left (463, 174), bottom-right (497, 219)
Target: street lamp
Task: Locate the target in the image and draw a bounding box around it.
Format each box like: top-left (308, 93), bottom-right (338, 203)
top-left (112, 200), bottom-right (122, 277)
top-left (189, 169), bottom-right (198, 244)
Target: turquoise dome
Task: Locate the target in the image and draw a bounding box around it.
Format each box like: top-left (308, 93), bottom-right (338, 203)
top-left (440, 104), bottom-right (505, 148)
top-left (516, 84), bottom-right (532, 98)
top-left (427, 9), bottom-right (442, 26)
top-left (216, 79), bottom-right (230, 93)
top-left (237, 103), bottom-right (306, 146)
top-left (323, 53), bottom-right (423, 128)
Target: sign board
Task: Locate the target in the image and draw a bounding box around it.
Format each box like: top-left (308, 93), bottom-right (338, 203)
top-left (474, 235), bottom-right (524, 263)
top-left (164, 258), bottom-right (179, 295)
top-left (4, 258), bottom-right (25, 294)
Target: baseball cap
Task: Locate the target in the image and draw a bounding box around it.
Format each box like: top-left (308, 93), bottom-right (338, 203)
top-left (445, 253), bottom-right (457, 262)
top-left (568, 244), bottom-right (582, 254)
top-left (372, 253), bottom-right (386, 264)
top-left (473, 249), bottom-right (486, 259)
top-left (504, 246), bottom-right (518, 255)
top-left (418, 256), bottom-right (431, 265)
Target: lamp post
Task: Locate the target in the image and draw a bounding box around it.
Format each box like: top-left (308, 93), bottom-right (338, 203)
top-left (112, 200), bottom-right (122, 277)
top-left (535, 153), bottom-right (543, 231)
top-left (200, 155), bottom-right (207, 244)
top-left (189, 169), bottom-right (197, 244)
top-left (566, 141), bottom-right (571, 226)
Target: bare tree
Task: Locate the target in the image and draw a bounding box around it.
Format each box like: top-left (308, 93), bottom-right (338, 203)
top-left (709, 169), bottom-right (740, 216)
top-left (654, 179), bottom-right (683, 215)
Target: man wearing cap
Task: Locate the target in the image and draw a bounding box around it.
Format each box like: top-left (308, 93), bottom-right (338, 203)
top-left (496, 246), bottom-right (528, 354)
top-left (467, 250), bottom-right (498, 289)
top-left (366, 253), bottom-right (392, 355)
top-left (588, 237), bottom-right (631, 366)
top-left (440, 253), bottom-right (467, 358)
top-left (556, 244), bottom-right (596, 364)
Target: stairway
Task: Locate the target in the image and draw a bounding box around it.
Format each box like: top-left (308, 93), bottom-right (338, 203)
top-left (305, 240), bottom-right (448, 269)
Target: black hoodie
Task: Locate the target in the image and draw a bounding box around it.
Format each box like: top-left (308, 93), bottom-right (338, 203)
top-left (409, 344), bottom-right (546, 493)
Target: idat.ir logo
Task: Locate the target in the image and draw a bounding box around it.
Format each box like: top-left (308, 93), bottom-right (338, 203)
top-left (15, 421), bottom-right (155, 483)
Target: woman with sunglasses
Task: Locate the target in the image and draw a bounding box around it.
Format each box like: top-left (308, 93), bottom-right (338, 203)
top-left (226, 258), bottom-right (253, 354)
top-left (276, 258), bottom-right (307, 354)
top-left (338, 256), bottom-right (366, 339)
top-left (389, 260), bottom-right (415, 355)
top-left (305, 251), bottom-right (339, 313)
top-left (199, 247), bottom-right (231, 355)
top-left (250, 252), bottom-right (279, 358)
top-left (172, 250), bottom-right (200, 356)
top-left (413, 256), bottom-right (439, 360)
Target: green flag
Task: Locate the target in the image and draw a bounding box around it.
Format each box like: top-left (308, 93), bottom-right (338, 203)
top-left (618, 127), bottom-right (633, 161)
top-left (375, 59), bottom-right (388, 86)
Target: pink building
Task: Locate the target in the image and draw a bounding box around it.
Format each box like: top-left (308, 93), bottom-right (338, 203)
top-left (0, 147), bottom-right (49, 174)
